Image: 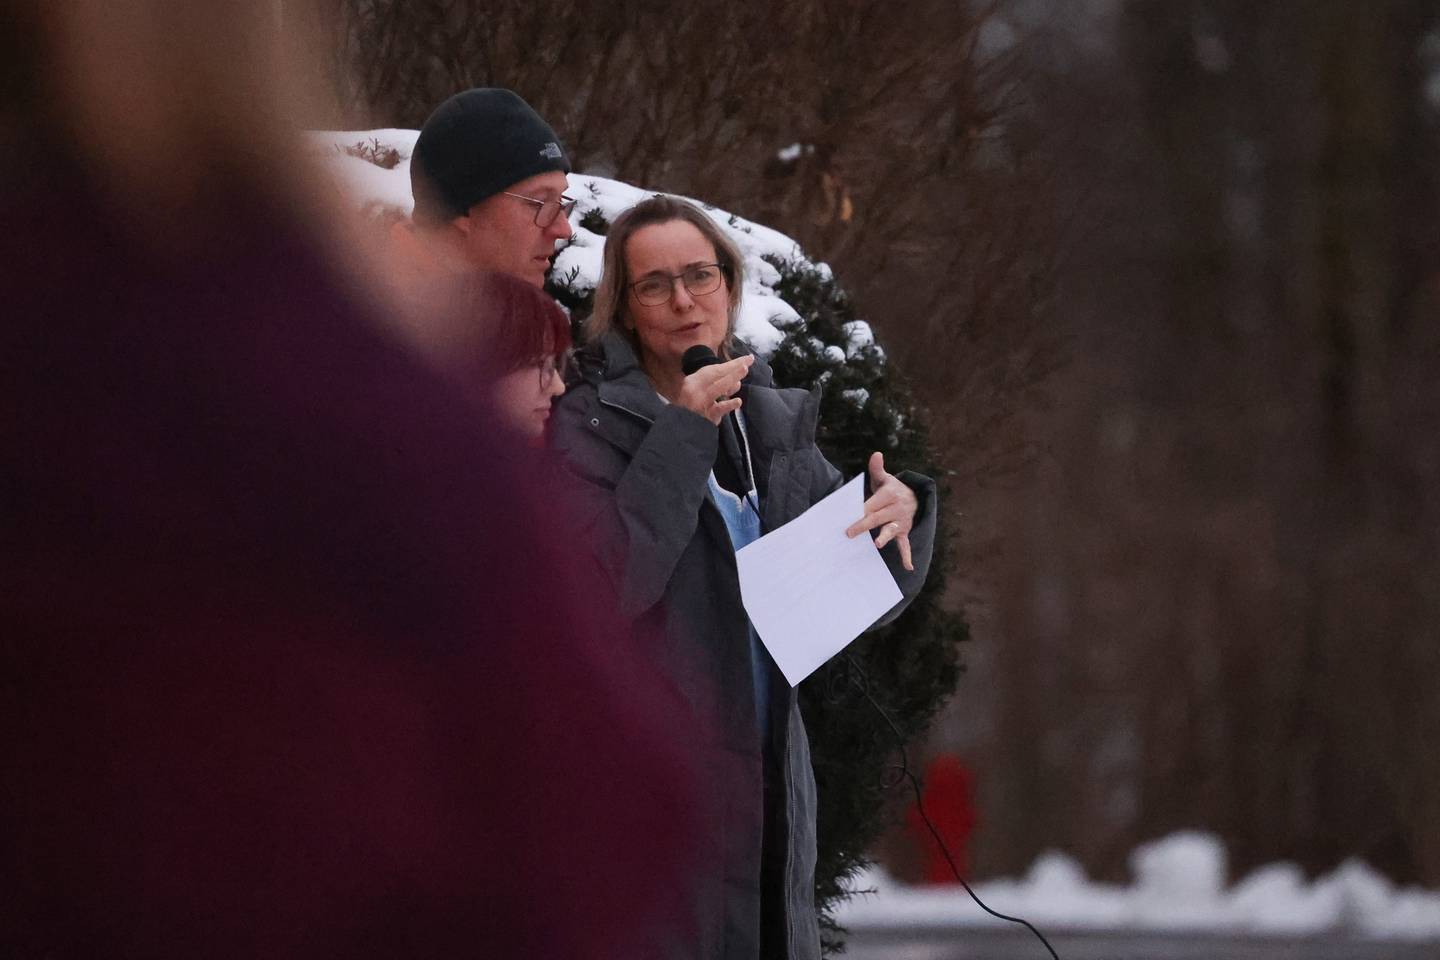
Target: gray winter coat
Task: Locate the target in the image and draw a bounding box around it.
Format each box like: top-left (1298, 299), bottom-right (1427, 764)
top-left (549, 331), bottom-right (936, 960)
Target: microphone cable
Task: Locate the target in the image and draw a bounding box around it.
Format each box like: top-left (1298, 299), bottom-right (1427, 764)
top-left (679, 344), bottom-right (761, 519)
top-left (838, 655), bottom-right (1061, 960)
top-left (728, 406), bottom-right (763, 521)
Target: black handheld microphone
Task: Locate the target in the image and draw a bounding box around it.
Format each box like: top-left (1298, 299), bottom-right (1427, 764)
top-left (680, 344), bottom-right (725, 377)
top-left (681, 345), bottom-right (759, 516)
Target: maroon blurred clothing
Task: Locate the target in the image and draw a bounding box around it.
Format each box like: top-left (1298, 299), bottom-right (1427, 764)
top-left (1, 155), bottom-right (705, 958)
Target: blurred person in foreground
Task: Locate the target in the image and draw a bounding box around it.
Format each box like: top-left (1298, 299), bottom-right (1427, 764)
top-left (390, 87), bottom-right (575, 290)
top-left (548, 195), bottom-right (938, 959)
top-left (1, 3), bottom-right (703, 957)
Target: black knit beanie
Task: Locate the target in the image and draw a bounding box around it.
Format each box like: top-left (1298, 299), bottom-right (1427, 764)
top-left (410, 88), bottom-right (571, 226)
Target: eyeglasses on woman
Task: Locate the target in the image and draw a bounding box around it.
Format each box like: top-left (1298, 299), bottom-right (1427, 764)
top-left (629, 263), bottom-right (727, 306)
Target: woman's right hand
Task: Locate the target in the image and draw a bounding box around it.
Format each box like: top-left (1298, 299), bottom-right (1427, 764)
top-left (674, 354), bottom-right (754, 425)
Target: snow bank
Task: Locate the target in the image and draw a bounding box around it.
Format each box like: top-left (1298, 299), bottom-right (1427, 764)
top-left (835, 832), bottom-right (1440, 941)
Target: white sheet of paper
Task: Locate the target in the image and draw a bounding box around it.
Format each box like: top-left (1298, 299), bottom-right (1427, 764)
top-left (735, 474), bottom-right (903, 686)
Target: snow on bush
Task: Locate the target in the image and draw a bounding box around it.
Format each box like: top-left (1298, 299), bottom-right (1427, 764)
top-left (309, 129), bottom-right (850, 366)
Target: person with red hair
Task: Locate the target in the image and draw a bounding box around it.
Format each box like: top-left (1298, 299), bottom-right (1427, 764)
top-left (453, 271), bottom-right (573, 442)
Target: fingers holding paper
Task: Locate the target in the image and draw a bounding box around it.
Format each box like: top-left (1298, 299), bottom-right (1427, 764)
top-left (844, 451), bottom-right (918, 571)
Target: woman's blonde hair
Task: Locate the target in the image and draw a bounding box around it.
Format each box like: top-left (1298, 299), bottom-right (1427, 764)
top-left (587, 195), bottom-right (746, 356)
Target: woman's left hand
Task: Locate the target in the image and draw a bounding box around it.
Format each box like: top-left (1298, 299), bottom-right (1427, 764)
top-left (845, 451), bottom-right (919, 571)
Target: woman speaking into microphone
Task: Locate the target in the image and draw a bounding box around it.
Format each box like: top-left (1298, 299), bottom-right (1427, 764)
top-left (549, 195), bottom-right (936, 959)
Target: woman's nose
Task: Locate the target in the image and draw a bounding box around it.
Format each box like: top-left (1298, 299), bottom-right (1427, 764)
top-left (670, 279), bottom-right (694, 310)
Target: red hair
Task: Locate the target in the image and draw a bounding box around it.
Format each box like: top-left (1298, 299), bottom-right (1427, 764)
top-left (461, 271), bottom-right (572, 381)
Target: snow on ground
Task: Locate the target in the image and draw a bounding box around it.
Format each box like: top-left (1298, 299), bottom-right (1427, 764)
top-left (310, 129), bottom-right (815, 356)
top-left (835, 831), bottom-right (1440, 941)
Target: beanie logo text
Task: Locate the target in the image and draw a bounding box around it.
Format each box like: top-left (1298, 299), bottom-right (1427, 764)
top-left (539, 142), bottom-right (564, 160)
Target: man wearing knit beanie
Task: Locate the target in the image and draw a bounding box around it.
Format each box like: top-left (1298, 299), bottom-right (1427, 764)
top-left (406, 88), bottom-right (574, 288)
